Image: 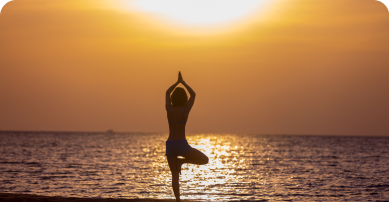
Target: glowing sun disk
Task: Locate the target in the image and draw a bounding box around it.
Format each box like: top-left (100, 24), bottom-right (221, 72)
top-left (124, 0), bottom-right (272, 26)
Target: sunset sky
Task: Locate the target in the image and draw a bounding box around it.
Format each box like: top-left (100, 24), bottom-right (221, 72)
top-left (0, 0), bottom-right (388, 136)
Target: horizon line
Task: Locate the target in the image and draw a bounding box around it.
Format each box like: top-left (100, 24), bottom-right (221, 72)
top-left (0, 130), bottom-right (387, 137)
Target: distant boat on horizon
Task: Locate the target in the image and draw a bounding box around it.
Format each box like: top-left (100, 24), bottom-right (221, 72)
top-left (106, 129), bottom-right (114, 134)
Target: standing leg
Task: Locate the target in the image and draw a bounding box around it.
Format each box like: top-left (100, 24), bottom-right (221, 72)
top-left (167, 156), bottom-right (181, 202)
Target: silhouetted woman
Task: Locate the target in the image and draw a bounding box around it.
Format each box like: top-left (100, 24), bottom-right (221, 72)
top-left (165, 72), bottom-right (209, 202)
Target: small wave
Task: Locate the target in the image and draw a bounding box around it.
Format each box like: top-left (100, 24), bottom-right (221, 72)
top-left (367, 184), bottom-right (389, 188)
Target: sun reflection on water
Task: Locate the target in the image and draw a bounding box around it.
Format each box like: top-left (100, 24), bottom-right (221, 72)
top-left (132, 133), bottom-right (277, 201)
top-left (1, 132), bottom-right (389, 201)
top-left (173, 134), bottom-right (258, 201)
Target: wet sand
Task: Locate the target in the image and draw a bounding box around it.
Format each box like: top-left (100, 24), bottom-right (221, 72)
top-left (0, 193), bottom-right (199, 202)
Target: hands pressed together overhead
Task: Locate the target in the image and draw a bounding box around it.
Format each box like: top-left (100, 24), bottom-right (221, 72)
top-left (178, 71), bottom-right (184, 83)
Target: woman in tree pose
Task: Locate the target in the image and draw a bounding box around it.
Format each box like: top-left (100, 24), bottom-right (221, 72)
top-left (165, 72), bottom-right (209, 202)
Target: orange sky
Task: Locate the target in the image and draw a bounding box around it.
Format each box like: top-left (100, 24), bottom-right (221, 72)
top-left (0, 0), bottom-right (388, 136)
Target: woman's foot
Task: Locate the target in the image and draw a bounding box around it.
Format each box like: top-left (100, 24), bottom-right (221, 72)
top-left (176, 158), bottom-right (183, 175)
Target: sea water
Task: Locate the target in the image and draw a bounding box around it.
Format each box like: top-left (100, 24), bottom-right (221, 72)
top-left (0, 132), bottom-right (388, 201)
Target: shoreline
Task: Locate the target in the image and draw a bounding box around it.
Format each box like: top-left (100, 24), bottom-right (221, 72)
top-left (0, 193), bottom-right (199, 202)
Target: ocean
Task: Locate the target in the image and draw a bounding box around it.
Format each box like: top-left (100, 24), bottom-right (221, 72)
top-left (0, 132), bottom-right (388, 201)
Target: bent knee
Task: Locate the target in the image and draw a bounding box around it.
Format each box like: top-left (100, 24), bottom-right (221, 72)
top-left (202, 156), bottom-right (209, 164)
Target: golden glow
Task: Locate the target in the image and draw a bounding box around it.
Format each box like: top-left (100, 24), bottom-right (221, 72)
top-left (1, 0), bottom-right (389, 135)
top-left (178, 134), bottom-right (241, 200)
top-left (128, 0), bottom-right (271, 25)
top-left (108, 0), bottom-right (278, 34)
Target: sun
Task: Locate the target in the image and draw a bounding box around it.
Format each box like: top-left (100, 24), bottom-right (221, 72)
top-left (112, 0), bottom-right (275, 33)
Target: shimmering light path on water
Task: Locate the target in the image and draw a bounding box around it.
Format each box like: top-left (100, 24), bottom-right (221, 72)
top-left (0, 132), bottom-right (388, 201)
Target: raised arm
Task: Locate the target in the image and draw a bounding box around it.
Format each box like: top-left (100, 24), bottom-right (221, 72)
top-left (166, 81), bottom-right (179, 110)
top-left (182, 80), bottom-right (196, 112)
top-left (166, 72), bottom-right (182, 110)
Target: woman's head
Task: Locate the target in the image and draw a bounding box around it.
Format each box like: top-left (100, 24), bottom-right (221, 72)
top-left (171, 87), bottom-right (188, 107)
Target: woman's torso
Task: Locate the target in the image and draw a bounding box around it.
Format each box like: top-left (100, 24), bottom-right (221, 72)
top-left (167, 106), bottom-right (188, 141)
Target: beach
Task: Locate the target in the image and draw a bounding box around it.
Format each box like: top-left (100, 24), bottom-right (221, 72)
top-left (0, 193), bottom-right (199, 202)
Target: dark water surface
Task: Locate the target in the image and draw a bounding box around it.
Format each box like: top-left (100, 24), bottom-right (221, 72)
top-left (0, 132), bottom-right (388, 201)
